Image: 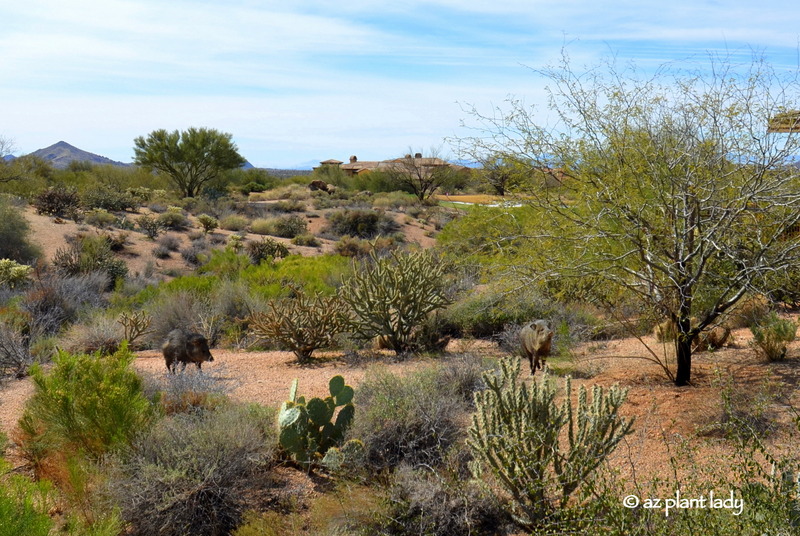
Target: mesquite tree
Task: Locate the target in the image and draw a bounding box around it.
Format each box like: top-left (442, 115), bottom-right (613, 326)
top-left (457, 52), bottom-right (800, 386)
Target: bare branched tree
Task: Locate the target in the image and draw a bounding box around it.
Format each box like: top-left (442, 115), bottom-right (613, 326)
top-left (382, 148), bottom-right (460, 201)
top-left (457, 51), bottom-right (800, 386)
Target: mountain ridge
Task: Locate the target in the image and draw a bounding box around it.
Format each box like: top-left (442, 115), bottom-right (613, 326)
top-left (29, 141), bottom-right (131, 169)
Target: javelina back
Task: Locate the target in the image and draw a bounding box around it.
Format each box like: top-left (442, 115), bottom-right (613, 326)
top-left (162, 329), bottom-right (214, 373)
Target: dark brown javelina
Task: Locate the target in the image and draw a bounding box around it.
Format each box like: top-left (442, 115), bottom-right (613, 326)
top-left (162, 329), bottom-right (214, 373)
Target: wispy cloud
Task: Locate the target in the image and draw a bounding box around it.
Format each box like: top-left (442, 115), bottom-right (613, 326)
top-left (1, 0), bottom-right (798, 166)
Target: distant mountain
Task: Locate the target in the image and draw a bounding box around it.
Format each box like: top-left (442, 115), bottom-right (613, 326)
top-left (28, 141), bottom-right (131, 169)
top-left (2, 155), bottom-right (14, 162)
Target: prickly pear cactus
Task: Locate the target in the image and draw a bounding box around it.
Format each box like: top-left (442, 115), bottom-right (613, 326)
top-left (278, 375), bottom-right (355, 470)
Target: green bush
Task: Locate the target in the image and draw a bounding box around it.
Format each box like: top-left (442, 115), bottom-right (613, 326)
top-left (0, 196), bottom-right (41, 263)
top-left (83, 208), bottom-right (118, 228)
top-left (325, 208), bottom-right (399, 238)
top-left (750, 312), bottom-right (797, 361)
top-left (136, 214), bottom-right (163, 239)
top-left (156, 206), bottom-right (190, 231)
top-left (0, 258), bottom-right (32, 288)
top-left (108, 404), bottom-right (277, 536)
top-left (18, 344), bottom-right (156, 465)
top-left (341, 249), bottom-right (451, 353)
top-left (291, 233), bottom-right (320, 247)
top-left (220, 214), bottom-right (250, 231)
top-left (468, 358), bottom-right (633, 528)
top-left (251, 215), bottom-right (307, 238)
top-left (82, 186), bottom-right (137, 212)
top-left (0, 459), bottom-right (54, 536)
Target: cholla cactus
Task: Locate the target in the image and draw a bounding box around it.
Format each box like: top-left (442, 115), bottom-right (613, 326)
top-left (250, 291), bottom-right (349, 362)
top-left (117, 311), bottom-right (153, 348)
top-left (468, 357), bottom-right (633, 526)
top-left (340, 249), bottom-right (451, 354)
top-left (0, 259), bottom-right (32, 288)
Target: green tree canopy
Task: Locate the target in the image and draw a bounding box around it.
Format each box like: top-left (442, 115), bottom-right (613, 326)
top-left (133, 127), bottom-right (246, 198)
top-left (457, 52), bottom-right (800, 386)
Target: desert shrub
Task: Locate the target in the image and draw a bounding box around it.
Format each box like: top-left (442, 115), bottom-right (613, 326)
top-left (32, 185), bottom-right (81, 217)
top-left (245, 237), bottom-right (289, 265)
top-left (181, 240), bottom-right (211, 266)
top-left (0, 458), bottom-right (55, 536)
top-left (52, 234), bottom-right (128, 287)
top-left (82, 186), bottom-right (137, 212)
top-left (140, 365), bottom-right (236, 414)
top-left (374, 464), bottom-right (510, 536)
top-left (0, 323), bottom-right (33, 379)
top-left (750, 312), bottom-right (797, 361)
top-left (151, 244), bottom-right (171, 259)
top-left (61, 313), bottom-right (124, 355)
top-left (136, 214), bottom-right (163, 239)
top-left (155, 234), bottom-right (179, 252)
top-left (271, 199), bottom-right (306, 212)
top-left (196, 213), bottom-right (219, 234)
top-left (333, 234), bottom-right (404, 257)
top-left (145, 290), bottom-right (211, 346)
top-left (220, 214), bottom-right (250, 231)
top-left (0, 196), bottom-right (41, 263)
top-left (20, 272), bottom-right (109, 336)
top-left (250, 292), bottom-right (349, 362)
top-left (325, 208), bottom-right (400, 238)
top-left (157, 206), bottom-right (190, 231)
top-left (108, 404), bottom-right (277, 536)
top-left (341, 249), bottom-right (451, 354)
top-left (250, 215), bottom-right (308, 238)
top-left (468, 358), bottom-right (633, 528)
top-left (0, 258), bottom-right (32, 288)
top-left (18, 344), bottom-right (156, 466)
top-left (291, 233), bottom-right (320, 247)
top-left (723, 294), bottom-right (771, 329)
top-left (83, 208), bottom-right (117, 228)
top-left (347, 365), bottom-right (468, 471)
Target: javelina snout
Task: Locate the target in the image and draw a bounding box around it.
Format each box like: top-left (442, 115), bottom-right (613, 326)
top-left (162, 329), bottom-right (214, 373)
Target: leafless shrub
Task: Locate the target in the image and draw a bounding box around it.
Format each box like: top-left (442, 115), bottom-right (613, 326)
top-left (0, 323), bottom-right (33, 378)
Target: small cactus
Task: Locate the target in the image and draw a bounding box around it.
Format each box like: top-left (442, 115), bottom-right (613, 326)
top-left (278, 375), bottom-right (355, 471)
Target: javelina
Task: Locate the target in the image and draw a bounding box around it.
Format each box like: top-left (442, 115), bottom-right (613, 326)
top-left (162, 329), bottom-right (214, 373)
top-left (519, 320), bottom-right (553, 375)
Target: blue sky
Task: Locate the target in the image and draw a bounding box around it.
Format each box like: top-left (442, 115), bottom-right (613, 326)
top-left (1, 0), bottom-right (799, 168)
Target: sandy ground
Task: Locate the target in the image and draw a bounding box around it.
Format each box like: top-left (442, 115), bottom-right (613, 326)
top-left (3, 326), bottom-right (799, 486)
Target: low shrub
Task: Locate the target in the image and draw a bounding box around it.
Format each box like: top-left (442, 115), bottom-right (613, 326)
top-left (157, 206), bottom-right (190, 231)
top-left (220, 214), bottom-right (250, 231)
top-left (108, 404), bottom-right (277, 536)
top-left (17, 344), bottom-right (156, 467)
top-left (82, 186), bottom-right (137, 212)
top-left (61, 313), bottom-right (124, 355)
top-left (136, 214), bottom-right (163, 239)
top-left (151, 244), bottom-right (171, 259)
top-left (271, 199), bottom-right (306, 212)
top-left (291, 233), bottom-right (320, 247)
top-left (83, 208), bottom-right (117, 228)
top-left (347, 364), bottom-right (468, 471)
top-left (32, 185), bottom-right (81, 218)
top-left (20, 272), bottom-right (109, 337)
top-left (0, 196), bottom-right (41, 263)
top-left (0, 458), bottom-right (54, 536)
top-left (181, 241), bottom-right (211, 266)
top-left (750, 312), bottom-right (797, 361)
top-left (140, 365), bottom-right (236, 414)
top-left (325, 208), bottom-right (400, 239)
top-left (333, 234), bottom-right (403, 257)
top-left (158, 234), bottom-right (181, 251)
top-left (0, 323), bottom-right (33, 379)
top-left (52, 234), bottom-right (128, 287)
top-left (246, 237), bottom-right (289, 265)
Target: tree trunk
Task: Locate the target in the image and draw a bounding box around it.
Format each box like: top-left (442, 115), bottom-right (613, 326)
top-left (675, 335), bottom-right (692, 386)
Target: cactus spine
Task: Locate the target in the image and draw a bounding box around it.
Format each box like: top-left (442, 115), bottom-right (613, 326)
top-left (468, 357), bottom-right (633, 526)
top-left (278, 375), bottom-right (355, 470)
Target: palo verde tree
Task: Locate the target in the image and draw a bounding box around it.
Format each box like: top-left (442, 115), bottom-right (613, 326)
top-left (133, 127), bottom-right (246, 198)
top-left (457, 52), bottom-right (800, 386)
